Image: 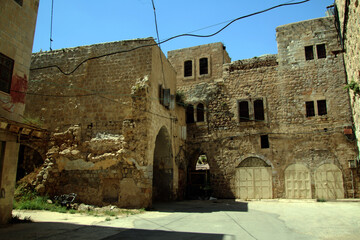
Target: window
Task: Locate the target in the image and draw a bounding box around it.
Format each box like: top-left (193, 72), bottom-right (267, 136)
top-left (0, 53), bottom-right (14, 93)
top-left (0, 142), bottom-right (5, 187)
top-left (238, 101), bottom-right (250, 122)
top-left (254, 99), bottom-right (265, 121)
top-left (184, 60), bottom-right (192, 77)
top-left (305, 46), bottom-right (314, 60)
top-left (317, 100), bottom-right (327, 115)
top-left (196, 103), bottom-right (205, 122)
top-left (306, 100), bottom-right (327, 117)
top-left (14, 0), bottom-right (23, 6)
top-left (316, 44), bottom-right (326, 59)
top-left (186, 105), bottom-right (194, 123)
top-left (163, 89), bottom-right (170, 108)
top-left (158, 84), bottom-right (164, 104)
top-left (306, 101), bottom-right (315, 117)
top-left (199, 58), bottom-right (208, 75)
top-left (261, 135), bottom-right (269, 148)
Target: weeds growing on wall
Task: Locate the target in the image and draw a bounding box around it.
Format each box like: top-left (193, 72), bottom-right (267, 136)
top-left (345, 80), bottom-right (360, 96)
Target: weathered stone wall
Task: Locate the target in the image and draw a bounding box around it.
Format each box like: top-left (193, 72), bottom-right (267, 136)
top-left (0, 0), bottom-right (39, 224)
top-left (26, 39), bottom-right (186, 208)
top-left (168, 42), bottom-right (231, 87)
top-left (335, 0), bottom-right (360, 157)
top-left (172, 17), bottom-right (358, 199)
top-left (28, 39), bottom-right (154, 137)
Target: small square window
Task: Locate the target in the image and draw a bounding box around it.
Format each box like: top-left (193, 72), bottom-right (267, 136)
top-left (306, 101), bottom-right (315, 117)
top-left (305, 46), bottom-right (314, 61)
top-left (316, 44), bottom-right (326, 59)
top-left (317, 100), bottom-right (327, 115)
top-left (0, 53), bottom-right (14, 94)
top-left (199, 58), bottom-right (208, 75)
top-left (261, 135), bottom-right (269, 149)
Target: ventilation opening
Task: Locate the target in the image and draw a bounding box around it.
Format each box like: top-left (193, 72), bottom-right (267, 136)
top-left (261, 135), bottom-right (269, 149)
top-left (305, 46), bottom-right (314, 61)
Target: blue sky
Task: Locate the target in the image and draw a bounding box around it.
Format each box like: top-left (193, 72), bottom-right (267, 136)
top-left (33, 0), bottom-right (335, 61)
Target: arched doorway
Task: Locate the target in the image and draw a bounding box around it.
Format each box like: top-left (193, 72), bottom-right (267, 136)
top-left (235, 157), bottom-right (272, 199)
top-left (17, 144), bottom-right (44, 182)
top-left (315, 163), bottom-right (344, 199)
top-left (285, 164), bottom-right (311, 199)
top-left (152, 126), bottom-right (173, 201)
top-left (188, 154), bottom-right (210, 199)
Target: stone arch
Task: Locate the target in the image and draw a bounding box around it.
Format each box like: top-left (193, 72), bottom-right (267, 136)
top-left (237, 156), bottom-right (272, 168)
top-left (284, 164), bottom-right (312, 199)
top-left (235, 157), bottom-right (273, 199)
top-left (315, 163), bottom-right (344, 200)
top-left (17, 144), bottom-right (45, 182)
top-left (152, 126), bottom-right (173, 201)
top-left (236, 154), bottom-right (274, 169)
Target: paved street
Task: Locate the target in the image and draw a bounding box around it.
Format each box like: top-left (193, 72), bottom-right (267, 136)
top-left (1, 200), bottom-right (360, 240)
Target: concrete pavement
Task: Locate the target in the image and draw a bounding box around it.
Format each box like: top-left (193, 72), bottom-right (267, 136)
top-left (1, 200), bottom-right (360, 240)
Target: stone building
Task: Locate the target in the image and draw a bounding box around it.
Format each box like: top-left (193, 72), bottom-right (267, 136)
top-left (168, 16), bottom-right (359, 200)
top-left (0, 0), bottom-right (39, 224)
top-left (334, 0), bottom-right (360, 159)
top-left (25, 38), bottom-right (187, 208)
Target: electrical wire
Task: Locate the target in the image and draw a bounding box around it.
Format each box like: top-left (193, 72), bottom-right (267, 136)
top-left (50, 0), bottom-right (54, 51)
top-left (30, 0), bottom-right (311, 76)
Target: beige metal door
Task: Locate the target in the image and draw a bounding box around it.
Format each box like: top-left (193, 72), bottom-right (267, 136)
top-left (285, 164), bottom-right (311, 199)
top-left (315, 164), bottom-right (344, 200)
top-left (235, 167), bottom-right (272, 199)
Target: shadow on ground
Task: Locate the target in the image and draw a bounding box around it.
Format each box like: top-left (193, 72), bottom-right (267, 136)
top-left (0, 221), bottom-right (225, 240)
top-left (152, 199), bottom-right (248, 213)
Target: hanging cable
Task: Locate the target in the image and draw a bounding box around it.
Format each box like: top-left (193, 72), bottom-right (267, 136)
top-left (31, 0), bottom-right (311, 75)
top-left (151, 0), bottom-right (166, 86)
top-left (50, 0), bottom-right (54, 51)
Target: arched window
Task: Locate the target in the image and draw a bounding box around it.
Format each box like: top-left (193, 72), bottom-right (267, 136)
top-left (186, 104), bottom-right (194, 123)
top-left (196, 103), bottom-right (205, 122)
top-left (184, 60), bottom-right (192, 77)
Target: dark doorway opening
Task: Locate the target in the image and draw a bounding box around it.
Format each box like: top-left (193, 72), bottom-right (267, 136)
top-left (153, 127), bottom-right (173, 201)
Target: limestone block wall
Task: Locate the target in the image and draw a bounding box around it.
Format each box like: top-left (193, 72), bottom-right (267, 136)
top-left (335, 0), bottom-right (360, 156)
top-left (28, 39), bottom-right (154, 138)
top-left (168, 42), bottom-right (231, 87)
top-left (179, 16), bottom-right (358, 199)
top-left (26, 39), bottom-right (186, 208)
top-left (0, 0), bottom-right (39, 122)
top-left (0, 0), bottom-right (39, 224)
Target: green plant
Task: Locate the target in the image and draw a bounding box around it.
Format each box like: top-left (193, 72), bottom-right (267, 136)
top-left (104, 210), bottom-right (116, 216)
top-left (13, 185), bottom-right (67, 213)
top-left (69, 209), bottom-right (77, 214)
top-left (105, 217), bottom-right (111, 221)
top-left (316, 198), bottom-right (327, 202)
top-left (176, 91), bottom-right (186, 106)
top-left (344, 80), bottom-right (360, 96)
